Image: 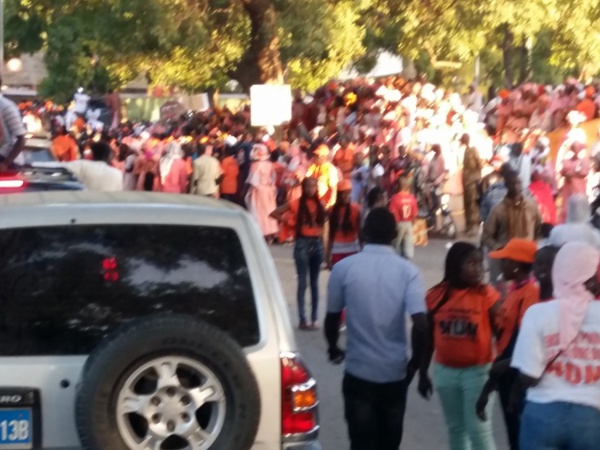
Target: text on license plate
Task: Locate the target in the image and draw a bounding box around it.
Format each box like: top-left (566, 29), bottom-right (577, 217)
top-left (0, 409), bottom-right (31, 448)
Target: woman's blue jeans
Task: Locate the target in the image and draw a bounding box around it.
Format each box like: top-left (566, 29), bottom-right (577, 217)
top-left (293, 237), bottom-right (323, 324)
top-left (520, 401), bottom-right (600, 450)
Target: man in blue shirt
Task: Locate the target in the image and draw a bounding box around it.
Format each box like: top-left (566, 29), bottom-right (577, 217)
top-left (325, 208), bottom-right (431, 450)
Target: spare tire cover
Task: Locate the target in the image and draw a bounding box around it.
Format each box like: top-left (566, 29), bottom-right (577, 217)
top-left (75, 315), bottom-right (261, 450)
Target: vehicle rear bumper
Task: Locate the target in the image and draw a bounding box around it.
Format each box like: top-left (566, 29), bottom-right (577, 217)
top-left (283, 442), bottom-right (322, 450)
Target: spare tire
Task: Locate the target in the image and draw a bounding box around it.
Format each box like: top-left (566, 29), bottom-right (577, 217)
top-left (75, 315), bottom-right (261, 450)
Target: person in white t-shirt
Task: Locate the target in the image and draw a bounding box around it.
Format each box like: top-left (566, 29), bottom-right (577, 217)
top-left (511, 242), bottom-right (600, 450)
top-left (73, 90), bottom-right (91, 115)
top-left (65, 142), bottom-right (123, 192)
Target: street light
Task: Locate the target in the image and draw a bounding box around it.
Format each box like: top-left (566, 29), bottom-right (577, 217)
top-left (6, 58), bottom-right (21, 72)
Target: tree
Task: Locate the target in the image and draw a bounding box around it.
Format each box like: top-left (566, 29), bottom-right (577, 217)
top-left (366, 0), bottom-right (600, 89)
top-left (7, 0), bottom-right (600, 101)
top-left (6, 0), bottom-right (368, 99)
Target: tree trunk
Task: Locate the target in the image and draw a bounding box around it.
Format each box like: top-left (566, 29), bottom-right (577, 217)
top-left (231, 0), bottom-right (284, 92)
top-left (207, 87), bottom-right (218, 110)
top-left (517, 38), bottom-right (529, 85)
top-left (502, 26), bottom-right (514, 88)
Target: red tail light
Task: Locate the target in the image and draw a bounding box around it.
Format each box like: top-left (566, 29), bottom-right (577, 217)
top-left (281, 353), bottom-right (319, 439)
top-left (102, 257), bottom-right (120, 282)
top-left (0, 179), bottom-right (25, 189)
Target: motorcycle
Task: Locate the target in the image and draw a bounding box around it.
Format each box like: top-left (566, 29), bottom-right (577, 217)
top-left (426, 188), bottom-right (457, 240)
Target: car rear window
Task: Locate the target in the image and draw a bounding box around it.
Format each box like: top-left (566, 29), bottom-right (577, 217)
top-left (0, 224), bottom-right (260, 355)
top-left (22, 147), bottom-right (55, 164)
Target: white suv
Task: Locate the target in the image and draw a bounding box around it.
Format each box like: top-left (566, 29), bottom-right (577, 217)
top-left (0, 192), bottom-right (321, 450)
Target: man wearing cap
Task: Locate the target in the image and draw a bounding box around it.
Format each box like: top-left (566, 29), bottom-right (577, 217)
top-left (307, 144), bottom-right (339, 255)
top-left (477, 238), bottom-right (539, 450)
top-left (306, 144), bottom-right (338, 210)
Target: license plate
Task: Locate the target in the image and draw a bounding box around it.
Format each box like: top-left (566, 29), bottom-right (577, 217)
top-left (0, 409), bottom-right (32, 449)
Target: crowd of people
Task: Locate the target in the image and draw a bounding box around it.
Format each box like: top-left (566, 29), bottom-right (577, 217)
top-left (6, 73), bottom-right (600, 450)
top-left (34, 76), bottom-right (600, 245)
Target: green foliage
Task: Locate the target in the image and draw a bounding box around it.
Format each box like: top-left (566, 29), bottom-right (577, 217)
top-left (6, 0), bottom-right (368, 99)
top-left (366, 0), bottom-right (600, 86)
top-left (281, 0), bottom-right (366, 90)
top-left (5, 0), bottom-right (600, 102)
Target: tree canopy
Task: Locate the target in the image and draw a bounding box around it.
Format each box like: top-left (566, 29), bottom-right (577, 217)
top-left (5, 0), bottom-right (600, 101)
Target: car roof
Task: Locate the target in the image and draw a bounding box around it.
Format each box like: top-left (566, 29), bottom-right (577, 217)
top-left (0, 191), bottom-right (244, 213)
top-left (25, 136), bottom-right (51, 149)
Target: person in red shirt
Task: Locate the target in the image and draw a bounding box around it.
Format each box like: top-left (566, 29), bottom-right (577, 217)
top-left (389, 176), bottom-right (419, 259)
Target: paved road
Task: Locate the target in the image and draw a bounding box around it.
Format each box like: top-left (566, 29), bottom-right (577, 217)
top-left (271, 239), bottom-right (509, 450)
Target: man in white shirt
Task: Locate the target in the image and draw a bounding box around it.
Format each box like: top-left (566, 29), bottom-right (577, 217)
top-left (0, 90), bottom-right (27, 171)
top-left (65, 142), bottom-right (123, 191)
top-left (192, 144), bottom-right (223, 197)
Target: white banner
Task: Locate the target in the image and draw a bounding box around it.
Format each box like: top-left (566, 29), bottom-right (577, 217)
top-left (250, 84), bottom-right (292, 126)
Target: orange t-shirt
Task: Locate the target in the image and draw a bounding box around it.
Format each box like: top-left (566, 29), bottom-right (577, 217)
top-left (576, 98), bottom-right (597, 121)
top-left (495, 280), bottom-right (540, 356)
top-left (52, 135), bottom-right (79, 162)
top-left (288, 198), bottom-right (324, 238)
top-left (220, 156), bottom-right (240, 195)
top-left (333, 146), bottom-right (356, 179)
top-left (426, 283), bottom-right (500, 368)
top-left (332, 203), bottom-right (361, 244)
